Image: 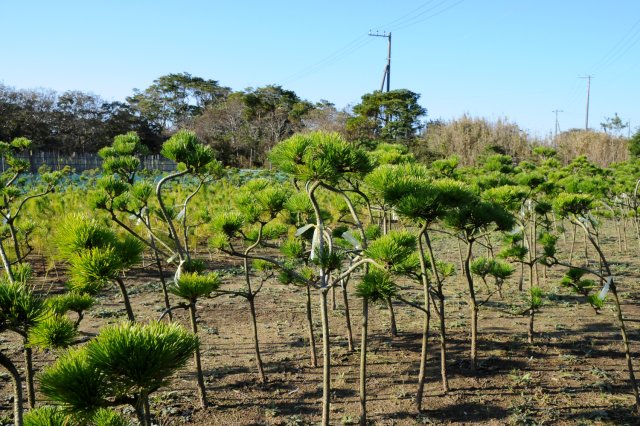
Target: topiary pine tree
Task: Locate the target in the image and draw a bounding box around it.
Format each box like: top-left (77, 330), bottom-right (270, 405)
top-left (269, 131), bottom-right (372, 426)
top-left (444, 196), bottom-right (515, 371)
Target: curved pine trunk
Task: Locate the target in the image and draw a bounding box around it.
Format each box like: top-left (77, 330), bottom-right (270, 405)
top-left (611, 286), bottom-right (640, 411)
top-left (463, 241), bottom-right (478, 371)
top-left (153, 244), bottom-right (172, 322)
top-left (578, 221), bottom-right (639, 411)
top-left (306, 284), bottom-right (318, 367)
top-left (8, 221), bottom-right (22, 261)
top-left (0, 351), bottom-right (23, 426)
top-left (0, 239), bottom-right (15, 284)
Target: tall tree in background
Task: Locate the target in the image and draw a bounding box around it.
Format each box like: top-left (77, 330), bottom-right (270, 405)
top-left (346, 89), bottom-right (426, 146)
top-left (302, 100), bottom-right (349, 134)
top-left (629, 130), bottom-right (640, 159)
top-left (191, 85), bottom-right (313, 167)
top-left (242, 85), bottom-right (313, 165)
top-left (127, 72), bottom-right (230, 132)
top-left (0, 84), bottom-right (161, 153)
top-left (0, 85), bottom-right (58, 150)
top-left (54, 90), bottom-right (105, 153)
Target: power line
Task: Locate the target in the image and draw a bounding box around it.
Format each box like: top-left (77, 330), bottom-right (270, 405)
top-left (377, 0), bottom-right (439, 29)
top-left (388, 0), bottom-right (467, 32)
top-left (282, 35), bottom-right (372, 84)
top-left (281, 0), bottom-right (466, 86)
top-left (591, 17), bottom-right (640, 73)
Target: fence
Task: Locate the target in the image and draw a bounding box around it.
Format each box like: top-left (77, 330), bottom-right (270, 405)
top-left (3, 151), bottom-right (177, 173)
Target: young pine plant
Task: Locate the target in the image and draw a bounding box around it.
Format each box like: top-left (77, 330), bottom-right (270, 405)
top-left (210, 178), bottom-right (291, 383)
top-left (355, 270), bottom-right (396, 426)
top-left (55, 215), bottom-right (143, 322)
top-left (0, 275), bottom-right (45, 425)
top-left (367, 162), bottom-right (471, 400)
top-left (38, 321), bottom-right (197, 426)
top-left (166, 264), bottom-right (220, 408)
top-left (0, 137), bottom-right (70, 283)
top-left (553, 192), bottom-right (639, 412)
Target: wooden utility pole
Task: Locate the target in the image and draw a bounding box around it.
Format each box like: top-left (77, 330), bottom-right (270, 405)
top-left (580, 75), bottom-right (593, 130)
top-left (552, 109), bottom-right (563, 138)
top-left (369, 31), bottom-right (391, 92)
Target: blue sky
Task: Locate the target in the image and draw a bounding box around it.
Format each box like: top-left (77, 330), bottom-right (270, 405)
top-left (2, 1), bottom-right (639, 138)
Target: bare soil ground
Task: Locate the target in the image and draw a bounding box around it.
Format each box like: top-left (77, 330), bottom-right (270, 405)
top-left (1, 231), bottom-right (639, 425)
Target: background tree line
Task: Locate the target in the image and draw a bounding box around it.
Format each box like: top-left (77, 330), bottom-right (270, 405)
top-left (1, 72), bottom-right (637, 167)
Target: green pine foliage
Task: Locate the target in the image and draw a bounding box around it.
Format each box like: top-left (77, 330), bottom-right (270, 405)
top-left (170, 272), bottom-right (221, 302)
top-left (29, 315), bottom-right (77, 350)
top-left (39, 322), bottom-right (197, 420)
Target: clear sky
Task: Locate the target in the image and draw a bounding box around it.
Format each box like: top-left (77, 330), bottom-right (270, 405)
top-left (2, 0), bottom-right (639, 138)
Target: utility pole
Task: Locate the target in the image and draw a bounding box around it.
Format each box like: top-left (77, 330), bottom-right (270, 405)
top-left (369, 30), bottom-right (391, 92)
top-left (552, 110), bottom-right (563, 138)
top-left (580, 75), bottom-right (593, 130)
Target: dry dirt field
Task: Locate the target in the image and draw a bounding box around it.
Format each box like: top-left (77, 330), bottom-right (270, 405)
top-left (1, 231), bottom-right (639, 425)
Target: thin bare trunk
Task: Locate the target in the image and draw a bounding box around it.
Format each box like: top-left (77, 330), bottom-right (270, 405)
top-left (464, 241), bottom-right (478, 371)
top-left (583, 232), bottom-right (589, 264)
top-left (532, 220), bottom-right (540, 286)
top-left (8, 221), bottom-right (21, 261)
top-left (306, 284), bottom-right (318, 367)
top-left (457, 239), bottom-right (465, 285)
top-left (576, 219), bottom-right (639, 411)
top-left (243, 253), bottom-right (266, 382)
top-left (320, 289), bottom-right (331, 426)
top-left (0, 239), bottom-right (15, 283)
top-left (147, 214), bottom-right (172, 321)
top-left (415, 224), bottom-right (431, 411)
top-left (341, 280), bottom-right (354, 352)
top-left (438, 296), bottom-right (448, 392)
top-left (386, 296), bottom-right (397, 337)
top-left (248, 296), bottom-right (266, 383)
top-left (424, 231), bottom-right (449, 393)
top-left (611, 286), bottom-right (640, 412)
top-left (470, 303), bottom-right (478, 371)
top-left (359, 298), bottom-right (369, 426)
top-left (189, 303), bottom-right (208, 408)
top-left (143, 392), bottom-right (152, 426)
top-left (528, 309), bottom-right (535, 345)
top-left (24, 341), bottom-right (35, 408)
top-left (331, 285), bottom-right (337, 310)
top-left (568, 224), bottom-right (577, 264)
top-left (115, 277), bottom-right (135, 322)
